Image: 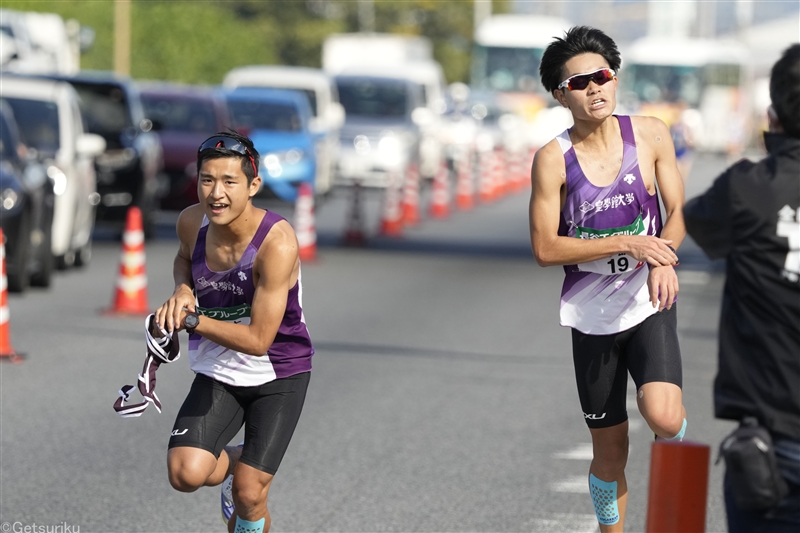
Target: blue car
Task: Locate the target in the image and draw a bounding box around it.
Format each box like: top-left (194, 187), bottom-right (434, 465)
top-left (222, 88), bottom-right (316, 202)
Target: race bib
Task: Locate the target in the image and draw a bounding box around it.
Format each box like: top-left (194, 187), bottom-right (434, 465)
top-left (575, 214), bottom-right (646, 275)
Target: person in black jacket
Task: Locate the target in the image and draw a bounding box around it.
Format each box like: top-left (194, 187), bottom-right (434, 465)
top-left (684, 43), bottom-right (800, 533)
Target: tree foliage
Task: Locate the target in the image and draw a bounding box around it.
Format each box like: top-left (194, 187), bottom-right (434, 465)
top-left (3, 0), bottom-right (510, 84)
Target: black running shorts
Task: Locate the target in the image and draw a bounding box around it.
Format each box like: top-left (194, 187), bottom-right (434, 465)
top-left (168, 371), bottom-right (310, 475)
top-left (571, 305), bottom-right (681, 429)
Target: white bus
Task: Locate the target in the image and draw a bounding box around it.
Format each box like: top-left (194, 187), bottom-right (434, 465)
top-left (620, 37), bottom-right (752, 154)
top-left (470, 14), bottom-right (573, 149)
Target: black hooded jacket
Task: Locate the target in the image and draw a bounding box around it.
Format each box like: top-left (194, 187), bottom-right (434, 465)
top-left (684, 133), bottom-right (800, 440)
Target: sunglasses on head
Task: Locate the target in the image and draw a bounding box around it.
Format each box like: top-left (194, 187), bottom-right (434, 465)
top-left (198, 135), bottom-right (258, 177)
top-left (558, 68), bottom-right (616, 91)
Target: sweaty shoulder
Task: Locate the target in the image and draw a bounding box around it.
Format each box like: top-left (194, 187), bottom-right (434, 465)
top-left (532, 137), bottom-right (567, 185)
top-left (260, 219), bottom-right (298, 257)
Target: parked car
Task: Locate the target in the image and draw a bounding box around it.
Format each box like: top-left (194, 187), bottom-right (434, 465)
top-left (223, 87), bottom-right (316, 202)
top-left (1, 75), bottom-right (106, 269)
top-left (40, 71), bottom-right (164, 236)
top-left (222, 66), bottom-right (344, 196)
top-left (139, 83), bottom-right (230, 210)
top-left (0, 101), bottom-right (54, 292)
top-left (333, 73), bottom-right (428, 187)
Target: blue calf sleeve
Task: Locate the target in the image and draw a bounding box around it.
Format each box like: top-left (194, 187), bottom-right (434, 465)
top-left (666, 418), bottom-right (687, 441)
top-left (234, 516), bottom-right (265, 533)
top-left (589, 474), bottom-right (620, 525)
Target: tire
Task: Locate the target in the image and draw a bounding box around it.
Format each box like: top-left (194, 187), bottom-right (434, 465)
top-left (6, 214), bottom-right (31, 293)
top-left (30, 223), bottom-right (54, 288)
top-left (75, 237), bottom-right (92, 267)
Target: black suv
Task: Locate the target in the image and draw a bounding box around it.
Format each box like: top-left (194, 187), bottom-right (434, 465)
top-left (42, 71), bottom-right (164, 236)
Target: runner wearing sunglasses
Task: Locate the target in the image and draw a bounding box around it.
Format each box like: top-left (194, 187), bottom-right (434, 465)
top-left (152, 131), bottom-right (313, 533)
top-left (529, 26), bottom-right (687, 532)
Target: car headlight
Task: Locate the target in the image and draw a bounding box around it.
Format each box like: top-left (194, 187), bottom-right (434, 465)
top-left (2, 188), bottom-right (19, 210)
top-left (261, 149), bottom-right (305, 178)
top-left (47, 165), bottom-right (68, 196)
top-left (378, 134), bottom-right (404, 166)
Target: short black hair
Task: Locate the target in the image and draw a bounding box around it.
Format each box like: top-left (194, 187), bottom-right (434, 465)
top-left (539, 26), bottom-right (621, 96)
top-left (196, 130), bottom-right (260, 182)
top-left (770, 43), bottom-right (800, 139)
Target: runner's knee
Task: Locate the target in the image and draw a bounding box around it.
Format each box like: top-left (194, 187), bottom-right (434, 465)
top-left (167, 449), bottom-right (216, 492)
top-left (232, 479), bottom-right (270, 513)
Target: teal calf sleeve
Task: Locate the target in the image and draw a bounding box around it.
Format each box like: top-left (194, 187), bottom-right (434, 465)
top-left (234, 516), bottom-right (265, 533)
top-left (666, 418), bottom-right (687, 441)
top-left (589, 474), bottom-right (620, 526)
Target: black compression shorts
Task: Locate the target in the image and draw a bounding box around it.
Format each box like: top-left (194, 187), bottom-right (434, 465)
top-left (571, 305), bottom-right (682, 429)
top-left (168, 371), bottom-right (310, 475)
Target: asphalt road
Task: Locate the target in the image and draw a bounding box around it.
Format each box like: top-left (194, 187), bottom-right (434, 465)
top-left (1, 153), bottom-right (746, 532)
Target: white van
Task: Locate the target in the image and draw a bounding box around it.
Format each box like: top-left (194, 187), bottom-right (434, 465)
top-left (222, 66), bottom-right (345, 196)
top-left (1, 76), bottom-right (105, 268)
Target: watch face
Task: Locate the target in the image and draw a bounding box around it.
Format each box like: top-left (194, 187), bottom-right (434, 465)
top-left (184, 313), bottom-right (199, 328)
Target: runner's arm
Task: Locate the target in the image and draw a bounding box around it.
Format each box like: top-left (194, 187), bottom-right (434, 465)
top-left (650, 117), bottom-right (687, 250)
top-left (154, 206), bottom-right (202, 332)
top-left (529, 142), bottom-right (678, 267)
top-left (189, 221), bottom-right (298, 356)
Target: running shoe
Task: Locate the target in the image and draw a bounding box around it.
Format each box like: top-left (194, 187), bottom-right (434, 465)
top-left (221, 442), bottom-right (243, 525)
top-left (221, 473), bottom-right (234, 525)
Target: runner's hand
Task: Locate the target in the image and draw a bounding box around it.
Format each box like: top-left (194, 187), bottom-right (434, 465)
top-left (155, 285), bottom-right (196, 333)
top-left (626, 236), bottom-right (679, 267)
top-left (647, 265), bottom-right (679, 311)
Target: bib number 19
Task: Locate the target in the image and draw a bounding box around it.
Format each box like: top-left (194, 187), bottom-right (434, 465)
top-left (606, 256), bottom-right (629, 274)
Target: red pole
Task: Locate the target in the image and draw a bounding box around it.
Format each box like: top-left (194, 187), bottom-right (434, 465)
top-left (646, 440), bottom-right (710, 533)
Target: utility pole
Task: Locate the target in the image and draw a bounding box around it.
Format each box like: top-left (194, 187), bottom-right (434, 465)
top-left (114, 0), bottom-right (131, 76)
top-left (474, 0), bottom-right (491, 33)
top-left (358, 0), bottom-right (375, 33)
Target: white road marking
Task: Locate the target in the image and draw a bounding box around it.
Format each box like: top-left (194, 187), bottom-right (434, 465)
top-left (551, 475), bottom-right (588, 493)
top-left (553, 443), bottom-right (594, 460)
top-left (527, 513), bottom-right (599, 533)
top-left (678, 271), bottom-right (711, 285)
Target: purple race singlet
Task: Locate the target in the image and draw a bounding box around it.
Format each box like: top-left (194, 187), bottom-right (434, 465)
top-left (556, 115), bottom-right (664, 334)
top-left (188, 211), bottom-right (313, 386)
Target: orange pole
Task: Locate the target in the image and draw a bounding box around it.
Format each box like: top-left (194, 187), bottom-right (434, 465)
top-left (646, 440), bottom-right (710, 533)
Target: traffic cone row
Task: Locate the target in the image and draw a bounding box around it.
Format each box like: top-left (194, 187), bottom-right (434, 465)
top-left (379, 170), bottom-right (404, 237)
top-left (402, 163), bottom-right (421, 226)
top-left (105, 207), bottom-right (149, 316)
top-left (295, 182), bottom-right (317, 262)
top-left (429, 160), bottom-right (451, 219)
top-left (0, 229), bottom-right (22, 363)
top-left (455, 146), bottom-right (475, 211)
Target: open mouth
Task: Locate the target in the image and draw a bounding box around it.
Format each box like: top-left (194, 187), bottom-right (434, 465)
top-left (209, 202), bottom-right (228, 214)
top-left (590, 98), bottom-right (606, 109)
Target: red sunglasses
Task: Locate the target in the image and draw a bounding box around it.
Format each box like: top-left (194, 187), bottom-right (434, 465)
top-left (198, 135), bottom-right (258, 176)
top-left (558, 68), bottom-right (616, 91)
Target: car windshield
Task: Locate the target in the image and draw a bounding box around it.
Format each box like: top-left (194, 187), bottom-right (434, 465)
top-left (622, 64), bottom-right (705, 106)
top-left (141, 95), bottom-right (217, 134)
top-left (336, 79), bottom-right (408, 118)
top-left (227, 100), bottom-right (302, 132)
top-left (471, 45), bottom-right (547, 94)
top-left (4, 97), bottom-right (60, 157)
top-left (70, 82), bottom-right (132, 146)
top-left (239, 86), bottom-right (318, 117)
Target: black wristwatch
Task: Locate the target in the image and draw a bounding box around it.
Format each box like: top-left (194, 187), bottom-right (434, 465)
top-left (183, 312), bottom-right (200, 334)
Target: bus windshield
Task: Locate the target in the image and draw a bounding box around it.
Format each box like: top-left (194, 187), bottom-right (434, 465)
top-left (471, 45), bottom-right (547, 94)
top-left (622, 63), bottom-right (741, 106)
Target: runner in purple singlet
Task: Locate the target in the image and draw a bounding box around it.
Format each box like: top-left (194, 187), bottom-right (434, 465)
top-left (153, 131), bottom-right (313, 533)
top-left (529, 27), bottom-right (687, 532)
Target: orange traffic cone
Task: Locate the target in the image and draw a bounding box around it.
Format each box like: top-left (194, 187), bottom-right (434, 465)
top-left (492, 147), bottom-right (508, 199)
top-left (0, 229), bottom-right (22, 363)
top-left (402, 163), bottom-right (421, 226)
top-left (105, 207), bottom-right (149, 316)
top-left (429, 160), bottom-right (451, 219)
top-left (295, 182), bottom-right (317, 262)
top-left (646, 440), bottom-right (710, 532)
top-left (478, 149), bottom-right (495, 203)
top-left (380, 170), bottom-right (404, 237)
top-left (343, 181), bottom-right (367, 247)
top-left (455, 146), bottom-right (474, 211)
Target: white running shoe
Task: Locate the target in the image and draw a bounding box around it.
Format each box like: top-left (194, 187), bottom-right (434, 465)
top-left (221, 473), bottom-right (234, 525)
top-left (220, 442), bottom-right (243, 525)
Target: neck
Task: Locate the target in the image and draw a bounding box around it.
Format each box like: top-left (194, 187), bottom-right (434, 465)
top-left (209, 203), bottom-right (262, 242)
top-left (570, 114), bottom-right (618, 149)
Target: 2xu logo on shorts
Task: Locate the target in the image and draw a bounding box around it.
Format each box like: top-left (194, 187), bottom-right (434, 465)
top-left (584, 412), bottom-right (607, 420)
top-left (171, 429), bottom-right (188, 436)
